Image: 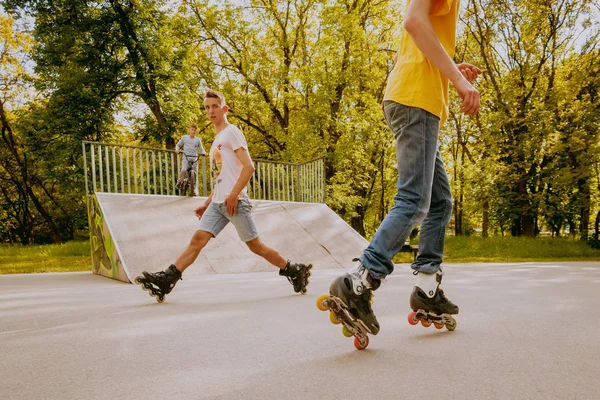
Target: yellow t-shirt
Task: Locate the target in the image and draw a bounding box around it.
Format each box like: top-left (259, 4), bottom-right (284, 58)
top-left (383, 0), bottom-right (460, 126)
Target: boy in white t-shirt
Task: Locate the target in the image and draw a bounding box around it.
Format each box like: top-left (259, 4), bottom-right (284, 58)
top-left (135, 89), bottom-right (312, 302)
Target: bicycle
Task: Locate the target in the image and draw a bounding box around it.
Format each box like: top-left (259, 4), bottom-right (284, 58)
top-left (176, 153), bottom-right (198, 197)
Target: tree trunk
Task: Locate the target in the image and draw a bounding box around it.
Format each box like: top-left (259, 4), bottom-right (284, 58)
top-left (0, 101), bottom-right (62, 243)
top-left (482, 200), bottom-right (489, 238)
top-left (579, 180), bottom-right (590, 239)
top-left (350, 214), bottom-right (366, 237)
top-left (568, 219), bottom-right (577, 237)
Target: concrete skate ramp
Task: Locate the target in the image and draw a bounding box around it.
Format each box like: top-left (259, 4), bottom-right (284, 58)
top-left (94, 193), bottom-right (367, 282)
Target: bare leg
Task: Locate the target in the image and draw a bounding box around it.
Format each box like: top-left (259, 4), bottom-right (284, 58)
top-left (174, 230), bottom-right (213, 273)
top-left (245, 237), bottom-right (287, 269)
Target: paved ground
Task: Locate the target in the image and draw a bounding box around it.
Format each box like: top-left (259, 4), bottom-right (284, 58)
top-left (1, 262), bottom-right (600, 400)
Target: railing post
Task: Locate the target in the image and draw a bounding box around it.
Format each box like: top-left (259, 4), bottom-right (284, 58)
top-left (82, 142), bottom-right (89, 197)
top-left (202, 156), bottom-right (207, 196)
top-left (98, 145), bottom-right (104, 192)
top-left (296, 164), bottom-right (300, 202)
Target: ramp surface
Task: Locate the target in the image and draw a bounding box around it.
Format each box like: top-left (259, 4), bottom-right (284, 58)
top-left (94, 193), bottom-right (367, 281)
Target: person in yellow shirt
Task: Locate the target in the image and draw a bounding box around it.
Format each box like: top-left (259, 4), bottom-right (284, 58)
top-left (327, 0), bottom-right (481, 338)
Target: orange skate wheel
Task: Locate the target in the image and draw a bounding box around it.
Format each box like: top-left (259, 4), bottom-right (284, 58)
top-left (434, 322), bottom-right (444, 329)
top-left (407, 311), bottom-right (418, 326)
top-left (421, 319), bottom-right (432, 328)
top-left (330, 312), bottom-right (342, 325)
top-left (316, 294), bottom-right (330, 311)
top-left (354, 335), bottom-right (369, 350)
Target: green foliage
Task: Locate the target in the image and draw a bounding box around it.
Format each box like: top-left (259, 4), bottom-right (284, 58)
top-left (1, 0), bottom-right (599, 244)
top-left (443, 0), bottom-right (600, 238)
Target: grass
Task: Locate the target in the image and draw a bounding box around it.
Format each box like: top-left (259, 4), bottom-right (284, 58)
top-left (394, 235), bottom-right (600, 263)
top-left (1, 236), bottom-right (599, 275)
top-left (0, 241), bottom-right (91, 275)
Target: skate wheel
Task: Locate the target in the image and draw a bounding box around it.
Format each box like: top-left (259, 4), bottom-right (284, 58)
top-left (421, 319), bottom-right (432, 328)
top-left (156, 295), bottom-right (165, 303)
top-left (342, 325), bottom-right (353, 338)
top-left (407, 311), bottom-right (418, 326)
top-left (142, 283), bottom-right (152, 291)
top-left (434, 322), bottom-right (444, 330)
top-left (134, 277), bottom-right (143, 284)
top-left (316, 294), bottom-right (330, 311)
top-left (446, 320), bottom-right (457, 331)
top-left (148, 290), bottom-right (155, 297)
top-left (330, 312), bottom-right (341, 325)
top-left (354, 335), bottom-right (369, 350)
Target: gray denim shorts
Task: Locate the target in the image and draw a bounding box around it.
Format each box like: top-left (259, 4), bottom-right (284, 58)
top-left (198, 198), bottom-right (259, 242)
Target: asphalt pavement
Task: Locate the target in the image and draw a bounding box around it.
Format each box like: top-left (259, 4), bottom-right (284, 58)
top-left (1, 262), bottom-right (599, 400)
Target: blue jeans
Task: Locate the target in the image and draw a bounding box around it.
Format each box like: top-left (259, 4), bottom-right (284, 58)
top-left (360, 102), bottom-right (453, 278)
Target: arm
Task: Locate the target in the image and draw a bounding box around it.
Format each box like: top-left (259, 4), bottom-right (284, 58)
top-left (198, 139), bottom-right (207, 156)
top-left (175, 137), bottom-right (184, 154)
top-left (224, 148), bottom-right (255, 216)
top-left (194, 193), bottom-right (213, 219)
top-left (404, 0), bottom-right (479, 115)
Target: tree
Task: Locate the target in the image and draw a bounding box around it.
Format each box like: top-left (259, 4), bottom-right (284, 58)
top-left (461, 0), bottom-right (597, 236)
top-left (4, 0), bottom-right (193, 147)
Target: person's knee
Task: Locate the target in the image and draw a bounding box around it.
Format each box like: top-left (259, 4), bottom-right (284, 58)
top-left (414, 207), bottom-right (429, 224)
top-left (246, 239), bottom-right (266, 256)
top-left (189, 231), bottom-right (211, 251)
top-left (414, 198), bottom-right (431, 224)
top-left (393, 192), bottom-right (430, 223)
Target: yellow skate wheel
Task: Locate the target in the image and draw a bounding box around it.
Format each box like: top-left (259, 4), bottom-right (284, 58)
top-left (446, 320), bottom-right (457, 331)
top-left (330, 312), bottom-right (342, 325)
top-left (316, 294), bottom-right (330, 311)
top-left (342, 325), bottom-right (353, 338)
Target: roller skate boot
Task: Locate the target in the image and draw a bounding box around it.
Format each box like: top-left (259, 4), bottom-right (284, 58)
top-left (134, 264), bottom-right (182, 303)
top-left (316, 259), bottom-right (381, 350)
top-left (279, 261), bottom-right (313, 294)
top-left (408, 269), bottom-right (458, 331)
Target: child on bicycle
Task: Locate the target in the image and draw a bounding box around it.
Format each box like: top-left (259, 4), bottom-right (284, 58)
top-left (175, 124), bottom-right (206, 196)
top-left (135, 89), bottom-right (312, 301)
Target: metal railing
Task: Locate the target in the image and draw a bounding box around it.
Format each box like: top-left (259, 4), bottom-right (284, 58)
top-left (82, 141), bottom-right (325, 202)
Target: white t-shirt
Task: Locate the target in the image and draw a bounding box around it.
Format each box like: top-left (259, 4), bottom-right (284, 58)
top-left (209, 124), bottom-right (251, 203)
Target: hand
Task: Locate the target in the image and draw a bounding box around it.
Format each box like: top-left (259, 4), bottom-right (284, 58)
top-left (452, 76), bottom-right (480, 116)
top-left (457, 63), bottom-right (482, 83)
top-left (175, 150), bottom-right (180, 155)
top-left (194, 204), bottom-right (208, 219)
top-left (224, 193), bottom-right (238, 216)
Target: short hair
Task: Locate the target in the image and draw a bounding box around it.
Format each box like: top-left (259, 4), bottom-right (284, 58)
top-left (189, 123), bottom-right (198, 129)
top-left (204, 89), bottom-right (226, 106)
